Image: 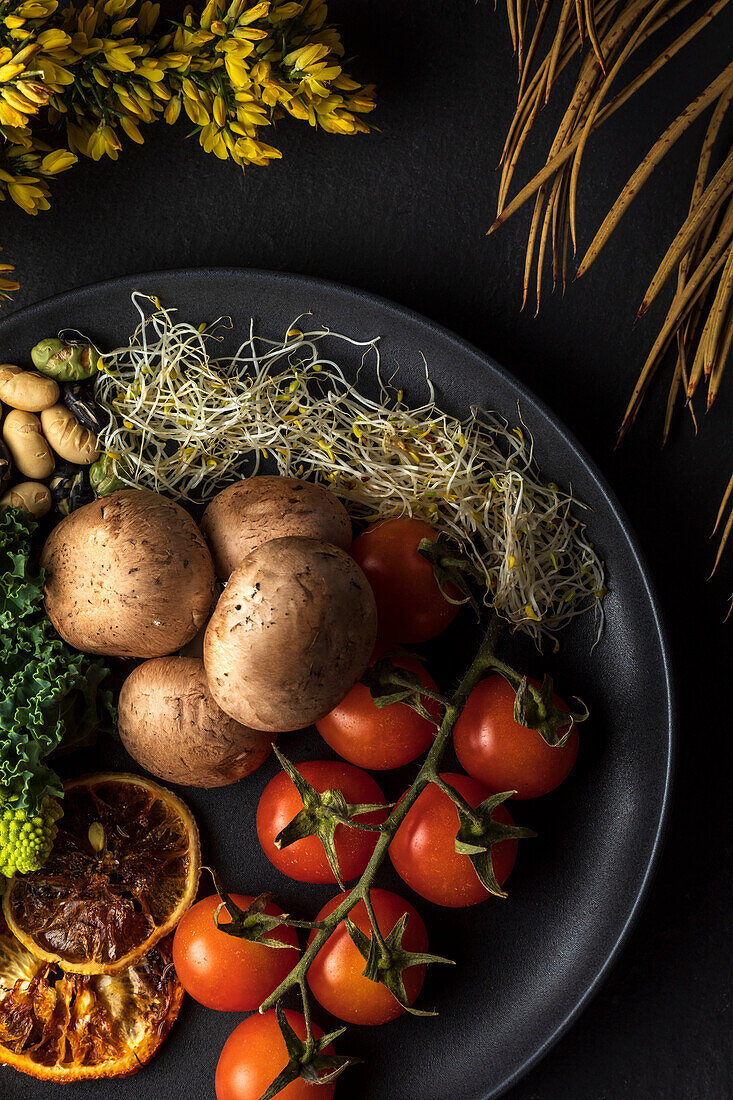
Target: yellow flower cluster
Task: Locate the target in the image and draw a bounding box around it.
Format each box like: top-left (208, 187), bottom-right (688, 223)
top-left (0, 0), bottom-right (375, 296)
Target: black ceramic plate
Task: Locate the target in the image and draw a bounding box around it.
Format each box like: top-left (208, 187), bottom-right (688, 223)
top-left (0, 269), bottom-right (674, 1100)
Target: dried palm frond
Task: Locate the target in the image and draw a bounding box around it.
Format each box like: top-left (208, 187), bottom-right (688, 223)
top-left (489, 0), bottom-right (732, 312)
top-left (490, 0), bottom-right (733, 605)
top-left (503, 0), bottom-right (610, 86)
top-left (613, 128), bottom-right (733, 443)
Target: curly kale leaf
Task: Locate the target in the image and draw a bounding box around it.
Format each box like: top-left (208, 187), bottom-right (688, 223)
top-left (0, 509), bottom-right (114, 814)
top-left (0, 506), bottom-right (45, 624)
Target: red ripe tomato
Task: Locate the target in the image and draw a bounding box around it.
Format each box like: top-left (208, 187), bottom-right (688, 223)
top-left (316, 649), bottom-right (440, 770)
top-left (172, 894), bottom-right (299, 1012)
top-left (256, 760), bottom-right (387, 884)
top-left (389, 772), bottom-right (518, 907)
top-left (216, 1010), bottom-right (335, 1100)
top-left (350, 517), bottom-right (460, 643)
top-left (454, 674), bottom-right (577, 799)
top-left (307, 888), bottom-right (428, 1025)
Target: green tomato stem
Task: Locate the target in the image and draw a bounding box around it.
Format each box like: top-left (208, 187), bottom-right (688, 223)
top-left (382, 676), bottom-right (452, 709)
top-left (258, 613), bottom-right (501, 1015)
top-left (428, 773), bottom-right (484, 831)
top-left (299, 978), bottom-right (314, 1056)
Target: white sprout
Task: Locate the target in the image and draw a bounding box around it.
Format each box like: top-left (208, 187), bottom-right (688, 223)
top-left (95, 292), bottom-right (606, 647)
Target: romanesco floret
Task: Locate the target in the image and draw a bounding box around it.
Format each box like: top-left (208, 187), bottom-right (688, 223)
top-left (0, 788), bottom-right (63, 878)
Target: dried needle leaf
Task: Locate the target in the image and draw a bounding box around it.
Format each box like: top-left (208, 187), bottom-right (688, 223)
top-left (706, 294), bottom-right (733, 408)
top-left (577, 60), bottom-right (733, 277)
top-left (638, 147), bottom-right (733, 317)
top-left (712, 471), bottom-right (733, 536)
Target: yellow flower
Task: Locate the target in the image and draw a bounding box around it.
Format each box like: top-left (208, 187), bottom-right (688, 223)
top-left (182, 95), bottom-right (209, 126)
top-left (66, 123), bottom-right (91, 157)
top-left (111, 17), bottom-right (137, 35)
top-left (137, 1), bottom-right (160, 36)
top-left (1, 88), bottom-right (37, 114)
top-left (158, 51), bottom-right (190, 69)
top-left (87, 123), bottom-right (122, 161)
top-left (115, 85), bottom-right (153, 119)
top-left (104, 44), bottom-right (143, 73)
top-left (0, 0), bottom-right (376, 301)
top-left (0, 126), bottom-right (32, 151)
top-left (39, 148), bottom-right (76, 174)
top-left (120, 114), bottom-right (144, 143)
top-left (200, 0), bottom-right (223, 32)
top-left (346, 85), bottom-right (376, 113)
top-left (15, 0), bottom-right (56, 18)
top-left (333, 74), bottom-right (360, 92)
top-left (224, 52), bottom-right (250, 88)
top-left (199, 120), bottom-right (228, 159)
top-left (181, 76), bottom-right (200, 102)
top-left (8, 175), bottom-right (50, 214)
top-left (36, 28), bottom-right (70, 51)
top-left (0, 63), bottom-right (26, 83)
top-left (213, 93), bottom-right (226, 126)
top-left (151, 81), bottom-right (171, 102)
top-left (234, 91), bottom-right (267, 119)
top-left (13, 43), bottom-right (42, 66)
top-left (104, 0), bottom-right (135, 18)
top-left (249, 59), bottom-right (270, 81)
top-left (238, 1), bottom-right (269, 25)
top-left (284, 96), bottom-right (311, 122)
top-left (0, 275), bottom-right (21, 296)
top-left (283, 42), bottom-right (327, 71)
top-left (36, 58), bottom-right (74, 87)
top-left (231, 25), bottom-right (268, 42)
top-left (0, 100), bottom-right (27, 126)
top-left (270, 3), bottom-right (303, 21)
top-left (136, 58), bottom-right (166, 83)
top-left (163, 95), bottom-right (181, 124)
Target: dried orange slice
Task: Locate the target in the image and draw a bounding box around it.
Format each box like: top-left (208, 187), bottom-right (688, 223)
top-left (3, 772), bottom-right (200, 975)
top-left (0, 909), bottom-right (183, 1081)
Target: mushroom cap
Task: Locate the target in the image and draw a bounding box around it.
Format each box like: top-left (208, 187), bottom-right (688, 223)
top-left (41, 488), bottom-right (216, 658)
top-left (203, 536), bottom-right (377, 732)
top-left (118, 656), bottom-right (274, 788)
top-left (201, 476), bottom-right (351, 580)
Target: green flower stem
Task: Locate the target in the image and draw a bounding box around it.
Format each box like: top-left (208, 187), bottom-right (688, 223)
top-left (258, 613), bottom-right (502, 1016)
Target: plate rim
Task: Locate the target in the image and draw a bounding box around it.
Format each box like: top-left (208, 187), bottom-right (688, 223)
top-left (0, 266), bottom-right (676, 1099)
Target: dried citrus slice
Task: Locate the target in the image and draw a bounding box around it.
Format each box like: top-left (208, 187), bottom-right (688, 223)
top-left (3, 772), bottom-right (200, 975)
top-left (0, 909), bottom-right (183, 1081)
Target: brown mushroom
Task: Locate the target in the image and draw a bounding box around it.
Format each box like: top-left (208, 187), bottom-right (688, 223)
top-left (200, 475), bottom-right (351, 580)
top-left (203, 536), bottom-right (377, 732)
top-left (41, 488), bottom-right (216, 657)
top-left (118, 657), bottom-right (275, 788)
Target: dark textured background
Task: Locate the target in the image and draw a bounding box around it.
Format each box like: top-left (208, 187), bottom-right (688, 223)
top-left (1, 1), bottom-right (731, 1096)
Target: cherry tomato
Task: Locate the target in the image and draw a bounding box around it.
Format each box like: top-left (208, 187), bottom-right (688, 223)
top-left (389, 772), bottom-right (518, 907)
top-left (216, 1010), bottom-right (334, 1100)
top-left (350, 517), bottom-right (460, 643)
top-left (316, 648), bottom-right (440, 770)
top-left (172, 893), bottom-right (299, 1012)
top-left (454, 674), bottom-right (577, 799)
top-left (256, 760), bottom-right (387, 884)
top-left (307, 888), bottom-right (428, 1025)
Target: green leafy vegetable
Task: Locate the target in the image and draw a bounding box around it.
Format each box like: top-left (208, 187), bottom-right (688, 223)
top-left (0, 508), bottom-right (114, 815)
